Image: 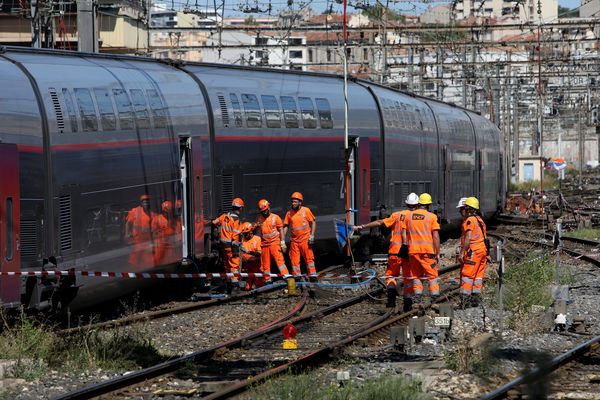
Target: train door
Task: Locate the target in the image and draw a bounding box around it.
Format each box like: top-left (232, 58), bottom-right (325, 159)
top-left (0, 144), bottom-right (20, 305)
top-left (355, 137), bottom-right (371, 225)
top-left (179, 137), bottom-right (206, 259)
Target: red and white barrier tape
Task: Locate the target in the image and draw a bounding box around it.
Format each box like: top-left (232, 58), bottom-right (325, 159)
top-left (0, 271), bottom-right (376, 279)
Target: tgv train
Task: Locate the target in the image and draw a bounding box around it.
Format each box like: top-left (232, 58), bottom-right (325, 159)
top-left (0, 46), bottom-right (504, 310)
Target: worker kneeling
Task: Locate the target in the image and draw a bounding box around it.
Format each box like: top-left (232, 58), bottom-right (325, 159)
top-left (404, 193), bottom-right (441, 305)
top-left (241, 222), bottom-right (263, 290)
top-left (459, 197), bottom-right (488, 307)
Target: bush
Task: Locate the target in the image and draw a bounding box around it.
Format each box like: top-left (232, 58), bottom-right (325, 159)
top-left (509, 174), bottom-right (559, 193)
top-left (250, 372), bottom-right (429, 400)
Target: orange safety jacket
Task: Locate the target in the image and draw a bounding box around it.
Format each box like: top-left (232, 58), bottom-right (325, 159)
top-left (212, 212), bottom-right (242, 246)
top-left (256, 213), bottom-right (283, 247)
top-left (127, 206), bottom-right (156, 242)
top-left (284, 206), bottom-right (315, 243)
top-left (463, 215), bottom-right (487, 252)
top-left (382, 209), bottom-right (409, 254)
top-left (242, 235), bottom-right (262, 263)
top-left (405, 209), bottom-right (440, 254)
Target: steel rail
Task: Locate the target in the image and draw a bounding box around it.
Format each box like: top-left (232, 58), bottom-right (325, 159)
top-left (55, 285), bottom-right (380, 399)
top-left (57, 283), bottom-right (285, 336)
top-left (201, 263), bottom-right (462, 399)
top-left (480, 335), bottom-right (600, 400)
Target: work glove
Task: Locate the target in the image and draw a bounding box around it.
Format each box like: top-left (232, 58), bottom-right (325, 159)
top-left (398, 244), bottom-right (409, 260)
top-left (280, 240), bottom-right (287, 252)
top-left (308, 235), bottom-right (315, 245)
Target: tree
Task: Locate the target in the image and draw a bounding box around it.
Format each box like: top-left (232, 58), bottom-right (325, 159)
top-left (558, 5), bottom-right (579, 18)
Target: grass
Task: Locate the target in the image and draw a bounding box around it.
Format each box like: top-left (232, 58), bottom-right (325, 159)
top-left (509, 174), bottom-right (559, 193)
top-left (0, 309), bottom-right (165, 380)
top-left (250, 371), bottom-right (430, 400)
top-left (566, 228), bottom-right (600, 240)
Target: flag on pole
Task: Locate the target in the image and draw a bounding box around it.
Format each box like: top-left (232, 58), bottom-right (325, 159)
top-left (334, 219), bottom-right (354, 250)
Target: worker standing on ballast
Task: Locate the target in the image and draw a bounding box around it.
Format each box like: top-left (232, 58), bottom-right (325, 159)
top-left (282, 192), bottom-right (317, 281)
top-left (354, 193), bottom-right (419, 311)
top-left (240, 222), bottom-right (263, 290)
top-left (459, 197), bottom-right (488, 307)
top-left (256, 199), bottom-right (289, 284)
top-left (404, 193), bottom-right (441, 305)
top-left (212, 198), bottom-right (244, 294)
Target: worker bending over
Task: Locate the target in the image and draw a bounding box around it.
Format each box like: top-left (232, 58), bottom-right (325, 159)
top-left (212, 198), bottom-right (244, 295)
top-left (240, 222), bottom-right (263, 290)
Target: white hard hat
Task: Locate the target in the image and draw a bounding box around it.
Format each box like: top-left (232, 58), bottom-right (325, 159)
top-left (405, 192), bottom-right (419, 205)
top-left (456, 197), bottom-right (468, 208)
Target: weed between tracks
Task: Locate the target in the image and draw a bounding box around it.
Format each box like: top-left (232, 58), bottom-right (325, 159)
top-left (249, 371), bottom-right (430, 400)
top-left (0, 309), bottom-right (164, 380)
top-left (568, 228), bottom-right (600, 240)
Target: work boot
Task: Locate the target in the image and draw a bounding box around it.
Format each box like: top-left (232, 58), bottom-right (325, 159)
top-left (402, 297), bottom-right (413, 312)
top-left (430, 295), bottom-right (440, 304)
top-left (386, 287), bottom-right (398, 308)
top-left (230, 285), bottom-right (241, 296)
top-left (309, 276), bottom-right (319, 283)
top-left (412, 294), bottom-right (422, 309)
top-left (471, 294), bottom-right (482, 307)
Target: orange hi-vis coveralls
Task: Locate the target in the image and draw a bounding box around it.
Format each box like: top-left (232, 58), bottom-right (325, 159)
top-left (241, 234), bottom-right (263, 290)
top-left (460, 216), bottom-right (488, 295)
top-left (256, 213), bottom-right (289, 279)
top-left (126, 206), bottom-right (157, 268)
top-left (284, 206), bottom-right (316, 276)
top-left (382, 209), bottom-right (412, 295)
top-left (405, 209), bottom-right (441, 297)
top-left (212, 212), bottom-right (242, 283)
top-left (152, 214), bottom-right (182, 266)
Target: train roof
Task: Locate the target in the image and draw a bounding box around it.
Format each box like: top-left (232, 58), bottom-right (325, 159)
top-left (0, 45), bottom-right (482, 116)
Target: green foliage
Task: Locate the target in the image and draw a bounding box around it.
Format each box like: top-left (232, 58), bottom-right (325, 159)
top-left (362, 5), bottom-right (405, 22)
top-left (508, 174), bottom-right (559, 193)
top-left (567, 228), bottom-right (600, 240)
top-left (0, 310), bottom-right (164, 380)
top-left (558, 5), bottom-right (579, 17)
top-left (443, 338), bottom-right (498, 379)
top-left (503, 256), bottom-right (555, 318)
top-left (251, 372), bottom-right (429, 400)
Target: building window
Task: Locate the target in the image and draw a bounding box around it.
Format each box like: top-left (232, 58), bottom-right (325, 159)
top-left (308, 49), bottom-right (313, 63)
top-left (261, 95), bottom-right (281, 128)
top-left (229, 94), bottom-right (243, 127)
top-left (93, 88), bottom-right (116, 131)
top-left (363, 48), bottom-right (368, 61)
top-left (241, 93), bottom-right (262, 128)
top-left (255, 37), bottom-right (268, 45)
top-left (288, 38), bottom-right (303, 45)
top-left (298, 97), bottom-right (316, 129)
top-left (280, 96), bottom-right (299, 128)
top-left (327, 49), bottom-right (332, 62)
top-left (130, 89), bottom-right (150, 129)
top-left (112, 88), bottom-right (134, 130)
top-left (289, 50), bottom-right (303, 59)
top-left (73, 88), bottom-right (98, 132)
top-left (315, 98), bottom-right (333, 129)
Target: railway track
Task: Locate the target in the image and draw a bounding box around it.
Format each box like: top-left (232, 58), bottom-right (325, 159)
top-left (481, 335), bottom-right (600, 399)
top-left (56, 263), bottom-right (461, 399)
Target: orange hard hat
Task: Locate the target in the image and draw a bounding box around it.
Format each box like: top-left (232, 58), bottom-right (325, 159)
top-left (161, 200), bottom-right (173, 213)
top-left (140, 194), bottom-right (150, 201)
top-left (258, 199), bottom-right (270, 211)
top-left (241, 222), bottom-right (254, 233)
top-left (291, 192), bottom-right (303, 201)
top-left (232, 197), bottom-right (244, 208)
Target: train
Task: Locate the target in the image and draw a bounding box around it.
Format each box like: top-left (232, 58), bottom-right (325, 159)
top-left (0, 46), bottom-right (505, 311)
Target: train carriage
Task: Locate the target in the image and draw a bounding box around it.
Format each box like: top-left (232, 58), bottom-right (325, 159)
top-left (0, 46), bottom-right (504, 310)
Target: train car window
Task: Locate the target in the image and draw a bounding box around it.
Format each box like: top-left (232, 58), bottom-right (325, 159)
top-left (93, 89), bottom-right (116, 131)
top-left (315, 98), bottom-right (333, 129)
top-left (298, 97), bottom-right (316, 129)
top-left (241, 94), bottom-right (262, 128)
top-left (146, 89), bottom-right (167, 128)
top-left (261, 95), bottom-right (281, 128)
top-left (229, 94), bottom-right (244, 127)
top-left (62, 89), bottom-right (79, 133)
top-left (130, 89), bottom-right (150, 129)
top-left (74, 88), bottom-right (98, 132)
top-left (112, 89), bottom-right (135, 130)
top-left (5, 198), bottom-right (13, 261)
top-left (280, 96), bottom-right (299, 128)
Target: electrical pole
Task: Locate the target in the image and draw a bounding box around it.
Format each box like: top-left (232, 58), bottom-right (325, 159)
top-left (579, 107), bottom-right (583, 186)
top-left (76, 0), bottom-right (98, 52)
top-left (513, 80), bottom-right (520, 182)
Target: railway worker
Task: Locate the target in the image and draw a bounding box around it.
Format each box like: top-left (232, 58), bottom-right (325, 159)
top-left (212, 198), bottom-right (244, 294)
top-left (282, 192), bottom-right (317, 281)
top-left (240, 222), bottom-right (263, 290)
top-left (125, 194), bottom-right (157, 268)
top-left (256, 199), bottom-right (289, 284)
top-left (454, 197), bottom-right (468, 262)
top-left (459, 197), bottom-right (488, 307)
top-left (404, 193), bottom-right (441, 305)
top-left (354, 193), bottom-right (419, 311)
top-left (152, 200), bottom-right (182, 266)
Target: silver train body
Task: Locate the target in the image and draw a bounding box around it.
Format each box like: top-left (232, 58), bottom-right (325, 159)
top-left (0, 46), bottom-right (505, 309)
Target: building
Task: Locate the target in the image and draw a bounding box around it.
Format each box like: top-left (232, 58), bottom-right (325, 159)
top-left (453, 0), bottom-right (557, 22)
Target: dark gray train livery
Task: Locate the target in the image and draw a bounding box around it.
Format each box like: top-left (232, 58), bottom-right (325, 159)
top-left (0, 46), bottom-right (504, 310)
